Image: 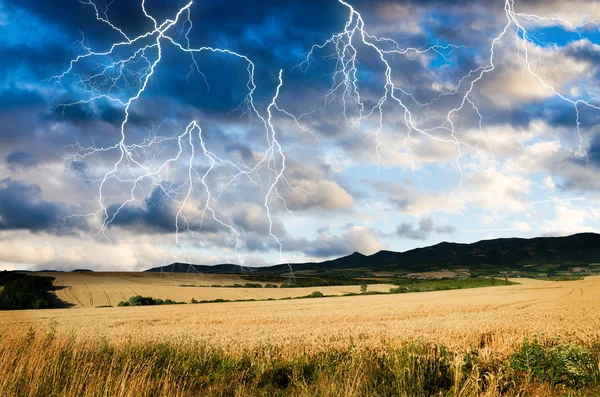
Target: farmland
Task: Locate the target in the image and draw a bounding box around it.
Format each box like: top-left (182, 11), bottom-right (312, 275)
top-left (3, 276), bottom-right (598, 349)
top-left (1, 276), bottom-right (599, 395)
top-left (32, 271), bottom-right (398, 308)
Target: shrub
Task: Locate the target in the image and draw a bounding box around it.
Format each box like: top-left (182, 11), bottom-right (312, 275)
top-left (243, 283), bottom-right (263, 288)
top-left (509, 338), bottom-right (600, 387)
top-left (307, 291), bottom-right (324, 298)
top-left (0, 272), bottom-right (56, 310)
top-left (117, 296), bottom-right (185, 307)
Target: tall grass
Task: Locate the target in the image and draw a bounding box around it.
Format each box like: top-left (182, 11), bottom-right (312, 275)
top-left (0, 330), bottom-right (598, 396)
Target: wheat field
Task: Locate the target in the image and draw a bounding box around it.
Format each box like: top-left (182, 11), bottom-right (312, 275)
top-left (2, 276), bottom-right (600, 396)
top-left (2, 276), bottom-right (599, 350)
top-left (33, 271), bottom-right (396, 308)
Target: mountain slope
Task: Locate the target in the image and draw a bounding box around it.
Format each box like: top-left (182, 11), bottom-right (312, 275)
top-left (146, 233), bottom-right (600, 276)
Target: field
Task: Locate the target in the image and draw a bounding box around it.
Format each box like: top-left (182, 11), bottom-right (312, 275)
top-left (33, 271), bottom-right (397, 308)
top-left (5, 276), bottom-right (599, 348)
top-left (1, 276), bottom-right (599, 396)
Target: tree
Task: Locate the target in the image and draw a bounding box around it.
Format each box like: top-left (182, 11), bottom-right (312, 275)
top-left (360, 284), bottom-right (368, 294)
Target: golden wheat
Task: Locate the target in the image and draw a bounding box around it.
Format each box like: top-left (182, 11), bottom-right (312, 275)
top-left (2, 276), bottom-right (600, 396)
top-left (36, 271), bottom-right (396, 308)
top-left (2, 276), bottom-right (599, 354)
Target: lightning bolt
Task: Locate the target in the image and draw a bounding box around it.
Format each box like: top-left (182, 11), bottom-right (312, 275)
top-left (54, 0), bottom-right (294, 272)
top-left (296, 0), bottom-right (599, 209)
top-left (54, 0), bottom-right (600, 270)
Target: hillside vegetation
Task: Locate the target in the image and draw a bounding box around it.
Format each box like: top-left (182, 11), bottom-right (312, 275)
top-left (0, 272), bottom-right (58, 310)
top-left (147, 233), bottom-right (600, 278)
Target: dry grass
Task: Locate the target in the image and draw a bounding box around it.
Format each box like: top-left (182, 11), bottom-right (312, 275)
top-left (34, 271), bottom-right (395, 308)
top-left (1, 276), bottom-right (600, 396)
top-left (1, 276), bottom-right (598, 351)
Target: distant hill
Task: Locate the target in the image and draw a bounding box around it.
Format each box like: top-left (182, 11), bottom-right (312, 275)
top-left (145, 233), bottom-right (600, 277)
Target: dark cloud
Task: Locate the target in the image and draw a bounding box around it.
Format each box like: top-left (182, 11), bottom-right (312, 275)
top-left (0, 87), bottom-right (46, 110)
top-left (107, 186), bottom-right (179, 232)
top-left (106, 185), bottom-right (228, 234)
top-left (5, 151), bottom-right (38, 172)
top-left (587, 134), bottom-right (600, 168)
top-left (0, 179), bottom-right (69, 231)
top-left (396, 217), bottom-right (455, 240)
top-left (225, 143), bottom-right (253, 162)
top-left (69, 161), bottom-right (88, 179)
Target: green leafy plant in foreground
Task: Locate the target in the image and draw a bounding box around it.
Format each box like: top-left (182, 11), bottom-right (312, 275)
top-left (509, 338), bottom-right (600, 387)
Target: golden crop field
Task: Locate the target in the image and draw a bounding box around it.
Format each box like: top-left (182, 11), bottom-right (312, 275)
top-left (2, 276), bottom-right (599, 349)
top-left (32, 271), bottom-right (396, 308)
top-left (2, 276), bottom-right (600, 396)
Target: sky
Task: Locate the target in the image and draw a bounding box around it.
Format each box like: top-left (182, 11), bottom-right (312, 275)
top-left (1, 0), bottom-right (600, 271)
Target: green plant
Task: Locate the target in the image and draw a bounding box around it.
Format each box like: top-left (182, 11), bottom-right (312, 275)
top-left (509, 338), bottom-right (600, 387)
top-left (117, 296), bottom-right (185, 307)
top-left (0, 273), bottom-right (56, 310)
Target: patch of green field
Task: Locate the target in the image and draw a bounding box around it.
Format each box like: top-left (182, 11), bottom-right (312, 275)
top-left (544, 275), bottom-right (584, 281)
top-left (388, 277), bottom-right (515, 293)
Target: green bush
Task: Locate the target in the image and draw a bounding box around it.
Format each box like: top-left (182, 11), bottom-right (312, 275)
top-left (0, 272), bottom-right (56, 310)
top-left (117, 295), bottom-right (184, 307)
top-left (307, 291), bottom-right (324, 298)
top-left (509, 338), bottom-right (600, 387)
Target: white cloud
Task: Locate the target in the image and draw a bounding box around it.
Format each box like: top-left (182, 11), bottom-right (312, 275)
top-left (511, 220), bottom-right (532, 232)
top-left (540, 203), bottom-right (599, 236)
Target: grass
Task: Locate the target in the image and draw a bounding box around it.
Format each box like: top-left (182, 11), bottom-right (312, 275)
top-left (389, 277), bottom-right (515, 293)
top-left (184, 283), bottom-right (266, 288)
top-left (160, 278), bottom-right (515, 307)
top-left (2, 276), bottom-right (599, 395)
top-left (241, 274), bottom-right (392, 288)
top-left (544, 276), bottom-right (584, 281)
top-left (1, 330), bottom-right (599, 396)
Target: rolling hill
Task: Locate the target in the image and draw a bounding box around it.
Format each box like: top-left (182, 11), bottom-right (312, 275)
top-left (146, 232), bottom-right (600, 278)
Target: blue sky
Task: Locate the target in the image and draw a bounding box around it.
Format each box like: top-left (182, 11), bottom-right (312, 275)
top-left (1, 0), bottom-right (600, 271)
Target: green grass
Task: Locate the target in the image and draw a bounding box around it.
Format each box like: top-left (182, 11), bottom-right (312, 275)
top-left (389, 277), bottom-right (514, 293)
top-left (544, 276), bottom-right (584, 281)
top-left (241, 274), bottom-right (392, 288)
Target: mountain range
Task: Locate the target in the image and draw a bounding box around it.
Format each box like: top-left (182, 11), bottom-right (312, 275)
top-left (146, 232), bottom-right (600, 277)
